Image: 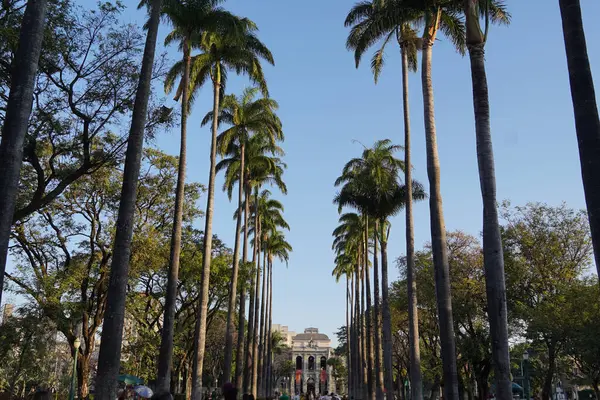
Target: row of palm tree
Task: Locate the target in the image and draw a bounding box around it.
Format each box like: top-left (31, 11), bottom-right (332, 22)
top-left (97, 0), bottom-right (289, 398)
top-left (335, 2), bottom-right (599, 400)
top-left (332, 139), bottom-right (426, 400)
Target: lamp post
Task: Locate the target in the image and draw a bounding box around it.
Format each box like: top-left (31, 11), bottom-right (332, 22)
top-left (523, 350), bottom-right (530, 400)
top-left (69, 337), bottom-right (81, 400)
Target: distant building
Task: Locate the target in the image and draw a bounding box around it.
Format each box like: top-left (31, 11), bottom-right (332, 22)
top-left (285, 327), bottom-right (337, 396)
top-left (272, 324), bottom-right (296, 346)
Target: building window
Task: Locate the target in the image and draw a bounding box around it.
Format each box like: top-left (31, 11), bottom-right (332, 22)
top-left (320, 356), bottom-right (327, 370)
top-left (296, 356), bottom-right (303, 370)
top-left (308, 356), bottom-right (315, 370)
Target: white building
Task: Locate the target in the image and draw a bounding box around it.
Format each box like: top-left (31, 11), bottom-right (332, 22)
top-left (289, 328), bottom-right (336, 396)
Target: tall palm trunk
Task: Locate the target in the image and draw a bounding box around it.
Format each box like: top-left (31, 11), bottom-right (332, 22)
top-left (259, 246), bottom-right (268, 396)
top-left (354, 264), bottom-right (362, 400)
top-left (192, 64), bottom-right (222, 400)
top-left (464, 4), bottom-right (512, 399)
top-left (0, 0), bottom-right (48, 308)
top-left (244, 188), bottom-right (257, 395)
top-left (266, 259), bottom-right (274, 397)
top-left (558, 0), bottom-right (600, 276)
top-left (402, 42), bottom-right (424, 400)
top-left (364, 219), bottom-right (374, 400)
top-left (94, 1), bottom-right (161, 398)
top-left (421, 12), bottom-right (459, 400)
top-left (236, 187), bottom-right (250, 390)
top-left (251, 203), bottom-right (262, 398)
top-left (372, 221), bottom-right (383, 400)
top-left (157, 36), bottom-right (191, 395)
top-left (224, 143), bottom-right (246, 383)
top-left (346, 275), bottom-right (352, 397)
top-left (361, 261), bottom-right (367, 400)
top-left (379, 223), bottom-right (393, 398)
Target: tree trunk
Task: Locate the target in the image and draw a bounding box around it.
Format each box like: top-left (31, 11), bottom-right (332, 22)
top-left (558, 0), bottom-right (600, 277)
top-left (191, 65), bottom-right (222, 400)
top-left (464, 7), bottom-right (512, 398)
top-left (252, 205), bottom-right (262, 398)
top-left (157, 34), bottom-right (191, 395)
top-left (347, 276), bottom-right (352, 398)
top-left (236, 172), bottom-right (250, 393)
top-left (94, 1), bottom-right (161, 397)
top-left (402, 43), bottom-right (424, 400)
top-left (379, 224), bottom-right (394, 399)
top-left (542, 347), bottom-right (556, 400)
top-left (0, 0), bottom-right (48, 311)
top-left (244, 187), bottom-right (255, 395)
top-left (421, 21), bottom-right (459, 400)
top-left (267, 259), bottom-right (274, 397)
top-left (354, 263), bottom-right (363, 400)
top-left (364, 220), bottom-right (375, 400)
top-left (78, 354), bottom-right (90, 399)
top-left (361, 260), bottom-right (368, 400)
top-left (224, 143), bottom-right (246, 384)
top-left (372, 221), bottom-right (383, 400)
top-left (259, 246), bottom-right (268, 397)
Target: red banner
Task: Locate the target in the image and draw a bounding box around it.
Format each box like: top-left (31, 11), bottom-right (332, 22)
top-left (320, 370), bottom-right (327, 383)
top-left (296, 370), bottom-right (302, 384)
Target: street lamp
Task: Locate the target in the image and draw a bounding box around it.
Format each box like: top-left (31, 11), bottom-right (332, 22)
top-left (69, 337), bottom-right (81, 400)
top-left (523, 350), bottom-right (530, 400)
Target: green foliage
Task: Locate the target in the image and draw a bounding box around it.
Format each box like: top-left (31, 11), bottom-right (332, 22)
top-left (1, 0), bottom-right (171, 224)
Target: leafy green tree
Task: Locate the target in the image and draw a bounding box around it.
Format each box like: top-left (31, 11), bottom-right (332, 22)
top-left (565, 279), bottom-right (600, 399)
top-left (0, 0), bottom-right (48, 308)
top-left (94, 1), bottom-right (165, 398)
top-left (502, 202), bottom-right (594, 400)
top-left (0, 307), bottom-right (61, 397)
top-left (6, 150), bottom-right (201, 398)
top-left (558, 0), bottom-right (600, 276)
top-left (206, 86), bottom-right (282, 383)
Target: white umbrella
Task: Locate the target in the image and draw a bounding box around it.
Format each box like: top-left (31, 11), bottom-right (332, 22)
top-left (133, 385), bottom-right (154, 398)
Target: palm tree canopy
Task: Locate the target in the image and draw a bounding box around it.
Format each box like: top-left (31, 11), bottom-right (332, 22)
top-left (334, 139), bottom-right (426, 219)
top-left (165, 18), bottom-right (274, 106)
top-left (218, 133), bottom-right (286, 200)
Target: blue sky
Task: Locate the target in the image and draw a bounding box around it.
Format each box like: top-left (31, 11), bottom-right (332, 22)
top-left (7, 0), bottom-right (600, 346)
top-left (135, 0), bottom-right (599, 345)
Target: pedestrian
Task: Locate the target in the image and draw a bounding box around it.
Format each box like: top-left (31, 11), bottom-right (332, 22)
top-left (280, 392), bottom-right (291, 400)
top-left (223, 382), bottom-right (238, 400)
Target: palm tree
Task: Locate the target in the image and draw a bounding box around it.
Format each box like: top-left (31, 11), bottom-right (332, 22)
top-left (334, 140), bottom-right (426, 398)
top-left (332, 214), bottom-right (365, 400)
top-left (332, 260), bottom-right (353, 398)
top-left (558, 0), bottom-right (600, 278)
top-left (348, 1), bottom-right (466, 398)
top-left (0, 0), bottom-right (48, 310)
top-left (263, 230), bottom-right (292, 397)
top-left (463, 2), bottom-right (511, 399)
top-left (207, 86), bottom-right (282, 383)
top-left (169, 20), bottom-right (273, 399)
top-left (235, 140), bottom-right (286, 397)
top-left (250, 191), bottom-right (289, 397)
top-left (345, 6), bottom-right (423, 398)
top-left (94, 1), bottom-right (163, 398)
top-left (156, 0), bottom-right (239, 393)
top-left (217, 129), bottom-right (285, 392)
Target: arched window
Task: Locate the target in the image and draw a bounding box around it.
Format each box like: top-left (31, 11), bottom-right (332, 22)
top-left (320, 356), bottom-right (327, 370)
top-left (296, 356), bottom-right (303, 370)
top-left (308, 356), bottom-right (315, 370)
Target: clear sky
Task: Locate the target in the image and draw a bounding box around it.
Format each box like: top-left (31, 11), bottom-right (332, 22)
top-left (7, 0), bottom-right (600, 346)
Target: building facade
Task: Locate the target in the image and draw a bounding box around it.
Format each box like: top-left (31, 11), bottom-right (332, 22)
top-left (273, 327), bottom-right (336, 396)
